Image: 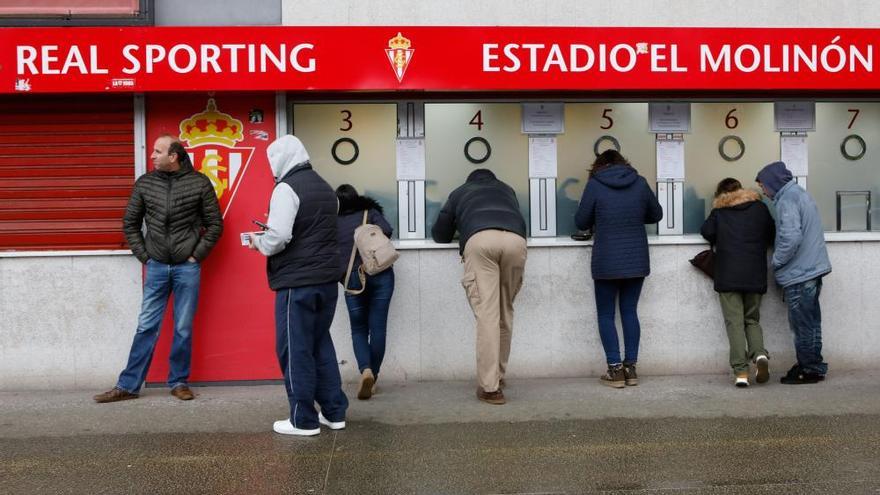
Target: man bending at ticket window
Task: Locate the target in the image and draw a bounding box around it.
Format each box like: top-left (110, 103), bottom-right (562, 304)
top-left (94, 136), bottom-right (223, 403)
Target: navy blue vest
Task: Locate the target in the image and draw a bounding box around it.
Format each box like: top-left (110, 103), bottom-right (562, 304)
top-left (266, 163), bottom-right (340, 290)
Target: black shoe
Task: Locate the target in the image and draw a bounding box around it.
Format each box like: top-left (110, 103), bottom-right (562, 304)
top-left (780, 364), bottom-right (821, 385)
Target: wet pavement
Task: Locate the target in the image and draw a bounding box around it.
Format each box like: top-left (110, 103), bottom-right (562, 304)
top-left (2, 373), bottom-right (880, 494)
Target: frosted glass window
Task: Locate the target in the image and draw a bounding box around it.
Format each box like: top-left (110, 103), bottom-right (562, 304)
top-left (557, 103), bottom-right (656, 236)
top-left (424, 103), bottom-right (529, 236)
top-left (683, 103), bottom-right (778, 234)
top-left (291, 104), bottom-right (399, 236)
top-left (808, 103), bottom-right (880, 231)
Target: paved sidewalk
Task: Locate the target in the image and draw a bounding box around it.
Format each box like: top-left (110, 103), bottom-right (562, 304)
top-left (2, 370), bottom-right (880, 438)
top-left (2, 372), bottom-right (880, 494)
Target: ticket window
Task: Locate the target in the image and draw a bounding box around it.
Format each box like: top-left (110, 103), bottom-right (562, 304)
top-left (809, 102), bottom-right (880, 231)
top-left (683, 103), bottom-right (779, 234)
top-left (424, 103), bottom-right (530, 236)
top-left (556, 103), bottom-right (657, 237)
top-left (291, 103), bottom-right (399, 236)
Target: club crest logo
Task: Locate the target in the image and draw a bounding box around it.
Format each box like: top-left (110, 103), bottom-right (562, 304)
top-left (385, 32), bottom-right (414, 83)
top-left (179, 98), bottom-right (254, 217)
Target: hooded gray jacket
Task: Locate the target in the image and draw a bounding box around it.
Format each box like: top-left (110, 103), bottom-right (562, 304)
top-left (771, 180), bottom-right (832, 287)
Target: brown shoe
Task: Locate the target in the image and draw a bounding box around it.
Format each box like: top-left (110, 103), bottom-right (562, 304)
top-left (476, 387), bottom-right (506, 405)
top-left (600, 365), bottom-right (626, 389)
top-left (623, 363), bottom-right (639, 386)
top-left (93, 387), bottom-right (138, 403)
top-left (170, 385), bottom-right (194, 401)
top-left (358, 369), bottom-right (375, 400)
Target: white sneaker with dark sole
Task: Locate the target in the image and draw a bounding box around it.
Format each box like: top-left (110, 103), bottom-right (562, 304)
top-left (273, 419), bottom-right (320, 436)
top-left (755, 355), bottom-right (770, 384)
top-left (318, 412), bottom-right (346, 430)
top-left (735, 376), bottom-right (749, 388)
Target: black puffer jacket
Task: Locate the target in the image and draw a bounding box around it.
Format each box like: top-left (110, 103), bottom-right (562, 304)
top-left (700, 189), bottom-right (775, 293)
top-left (337, 196), bottom-right (394, 280)
top-left (431, 169), bottom-right (527, 254)
top-left (122, 164), bottom-right (223, 264)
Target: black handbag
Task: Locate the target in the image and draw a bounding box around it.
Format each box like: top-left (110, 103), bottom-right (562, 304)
top-left (689, 248), bottom-right (715, 279)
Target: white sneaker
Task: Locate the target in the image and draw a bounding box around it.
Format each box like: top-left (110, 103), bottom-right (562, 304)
top-left (735, 375), bottom-right (749, 388)
top-left (755, 355), bottom-right (770, 384)
top-left (318, 412), bottom-right (346, 430)
top-left (273, 419), bottom-right (320, 436)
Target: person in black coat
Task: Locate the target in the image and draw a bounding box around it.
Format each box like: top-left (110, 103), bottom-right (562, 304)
top-left (336, 184), bottom-right (394, 400)
top-left (700, 178), bottom-right (775, 387)
top-left (575, 150), bottom-right (663, 389)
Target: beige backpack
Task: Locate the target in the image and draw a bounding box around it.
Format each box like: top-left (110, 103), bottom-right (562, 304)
top-left (344, 210), bottom-right (399, 295)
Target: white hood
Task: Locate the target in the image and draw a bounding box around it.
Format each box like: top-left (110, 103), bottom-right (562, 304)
top-left (267, 135), bottom-right (310, 180)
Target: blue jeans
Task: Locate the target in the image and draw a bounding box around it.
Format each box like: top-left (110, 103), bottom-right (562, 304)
top-left (117, 259), bottom-right (201, 393)
top-left (594, 278), bottom-right (645, 365)
top-left (275, 283), bottom-right (348, 430)
top-left (783, 277), bottom-right (828, 375)
top-left (344, 268), bottom-right (395, 376)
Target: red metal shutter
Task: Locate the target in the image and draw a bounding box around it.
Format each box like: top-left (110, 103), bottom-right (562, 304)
top-left (0, 95), bottom-right (134, 251)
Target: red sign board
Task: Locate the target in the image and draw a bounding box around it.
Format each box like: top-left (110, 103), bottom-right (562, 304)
top-left (145, 93), bottom-right (280, 383)
top-left (1, 26), bottom-right (878, 93)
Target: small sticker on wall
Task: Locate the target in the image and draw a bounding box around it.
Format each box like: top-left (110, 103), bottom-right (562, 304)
top-left (249, 130), bottom-right (269, 141)
top-left (248, 109), bottom-right (264, 124)
top-left (14, 78), bottom-right (31, 92)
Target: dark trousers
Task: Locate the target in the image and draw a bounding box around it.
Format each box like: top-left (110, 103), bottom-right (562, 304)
top-left (783, 277), bottom-right (828, 375)
top-left (275, 283), bottom-right (348, 430)
top-left (594, 277), bottom-right (645, 365)
top-left (344, 268), bottom-right (395, 376)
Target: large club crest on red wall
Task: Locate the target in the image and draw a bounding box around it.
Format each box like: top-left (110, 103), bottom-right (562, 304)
top-left (178, 98), bottom-right (255, 216)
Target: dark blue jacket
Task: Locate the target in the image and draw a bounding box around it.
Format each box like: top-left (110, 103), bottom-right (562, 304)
top-left (575, 164), bottom-right (663, 280)
top-left (337, 195), bottom-right (393, 280)
top-left (267, 163), bottom-right (340, 290)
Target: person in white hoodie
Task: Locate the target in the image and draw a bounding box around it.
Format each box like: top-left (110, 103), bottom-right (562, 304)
top-left (249, 135), bottom-right (348, 436)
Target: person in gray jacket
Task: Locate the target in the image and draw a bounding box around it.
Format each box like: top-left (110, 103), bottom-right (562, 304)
top-left (756, 161), bottom-right (832, 385)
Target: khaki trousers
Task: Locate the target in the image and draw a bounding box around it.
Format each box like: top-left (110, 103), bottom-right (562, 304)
top-left (461, 230), bottom-right (527, 393)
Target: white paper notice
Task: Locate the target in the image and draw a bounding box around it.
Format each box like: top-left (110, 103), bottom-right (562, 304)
top-left (656, 139), bottom-right (685, 181)
top-left (396, 138), bottom-right (426, 180)
top-left (528, 136), bottom-right (558, 178)
top-left (522, 103), bottom-right (565, 134)
top-left (781, 136), bottom-right (809, 176)
top-left (774, 102), bottom-right (816, 131)
top-left (649, 103), bottom-right (691, 133)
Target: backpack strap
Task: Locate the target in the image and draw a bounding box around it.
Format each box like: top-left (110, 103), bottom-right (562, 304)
top-left (343, 211), bottom-right (370, 295)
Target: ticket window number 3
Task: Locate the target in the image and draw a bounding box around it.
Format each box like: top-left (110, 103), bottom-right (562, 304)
top-left (332, 110), bottom-right (358, 165)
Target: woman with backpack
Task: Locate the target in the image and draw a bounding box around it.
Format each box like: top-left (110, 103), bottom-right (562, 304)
top-left (700, 178), bottom-right (776, 387)
top-left (575, 150), bottom-right (664, 389)
top-left (336, 184), bottom-right (395, 400)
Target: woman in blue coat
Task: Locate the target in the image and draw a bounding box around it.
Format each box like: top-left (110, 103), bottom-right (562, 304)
top-left (336, 184), bottom-right (395, 400)
top-left (575, 150), bottom-right (664, 388)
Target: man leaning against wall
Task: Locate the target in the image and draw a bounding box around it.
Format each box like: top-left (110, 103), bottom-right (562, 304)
top-left (94, 136), bottom-right (223, 403)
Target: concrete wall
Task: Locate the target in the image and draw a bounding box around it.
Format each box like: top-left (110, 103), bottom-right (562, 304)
top-left (282, 0), bottom-right (880, 27)
top-left (0, 255), bottom-right (142, 390)
top-left (3, 240), bottom-right (878, 390)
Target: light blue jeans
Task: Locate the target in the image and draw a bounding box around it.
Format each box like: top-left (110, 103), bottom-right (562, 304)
top-left (116, 259), bottom-right (201, 393)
